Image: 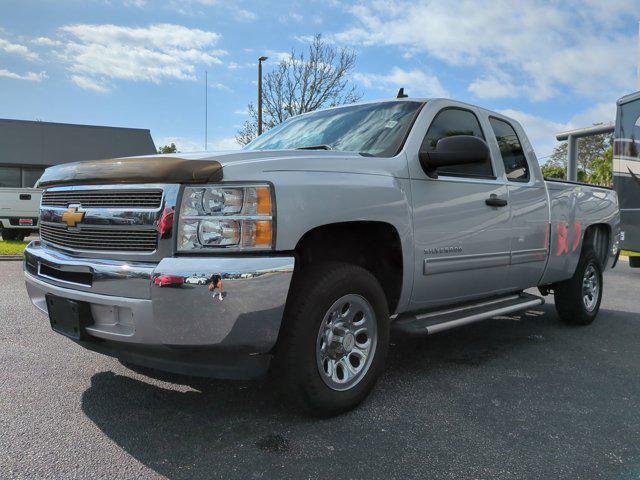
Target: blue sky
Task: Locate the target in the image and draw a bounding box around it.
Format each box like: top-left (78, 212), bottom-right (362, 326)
top-left (1, 0), bottom-right (638, 161)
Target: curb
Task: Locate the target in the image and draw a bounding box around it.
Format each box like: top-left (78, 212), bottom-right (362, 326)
top-left (0, 255), bottom-right (23, 261)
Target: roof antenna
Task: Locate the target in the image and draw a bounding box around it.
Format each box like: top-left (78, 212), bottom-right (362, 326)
top-left (396, 87), bottom-right (408, 98)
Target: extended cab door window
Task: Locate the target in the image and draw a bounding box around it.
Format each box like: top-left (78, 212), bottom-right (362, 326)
top-left (421, 108), bottom-right (495, 178)
top-left (489, 117), bottom-right (529, 182)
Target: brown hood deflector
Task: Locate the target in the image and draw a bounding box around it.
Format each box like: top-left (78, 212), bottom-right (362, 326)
top-left (36, 156), bottom-right (223, 188)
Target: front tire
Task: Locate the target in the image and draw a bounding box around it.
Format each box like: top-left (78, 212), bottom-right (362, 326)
top-left (274, 262), bottom-right (389, 416)
top-left (553, 249), bottom-right (603, 325)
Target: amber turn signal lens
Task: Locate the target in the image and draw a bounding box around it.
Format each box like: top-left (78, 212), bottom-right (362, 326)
top-left (256, 187), bottom-right (272, 215)
top-left (254, 220), bottom-right (273, 247)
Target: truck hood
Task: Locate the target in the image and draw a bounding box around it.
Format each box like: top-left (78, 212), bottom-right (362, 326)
top-left (36, 149), bottom-right (387, 188)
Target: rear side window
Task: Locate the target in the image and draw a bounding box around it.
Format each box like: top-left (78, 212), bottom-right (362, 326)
top-left (22, 168), bottom-right (45, 187)
top-left (0, 167), bottom-right (21, 188)
top-left (421, 108), bottom-right (494, 178)
top-left (489, 117), bottom-right (530, 182)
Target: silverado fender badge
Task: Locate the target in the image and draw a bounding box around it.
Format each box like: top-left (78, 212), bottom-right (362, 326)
top-left (61, 207), bottom-right (85, 228)
top-left (424, 245), bottom-right (463, 255)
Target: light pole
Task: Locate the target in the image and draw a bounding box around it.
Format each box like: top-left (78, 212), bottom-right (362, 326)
top-left (204, 70), bottom-right (208, 150)
top-left (258, 56), bottom-right (268, 136)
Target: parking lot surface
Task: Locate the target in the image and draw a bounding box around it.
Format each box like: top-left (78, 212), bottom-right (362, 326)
top-left (2, 260), bottom-right (640, 479)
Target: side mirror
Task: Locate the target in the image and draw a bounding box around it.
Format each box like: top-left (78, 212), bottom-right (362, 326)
top-left (419, 135), bottom-right (490, 178)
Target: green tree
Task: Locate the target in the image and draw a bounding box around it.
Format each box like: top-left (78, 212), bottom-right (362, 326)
top-left (158, 143), bottom-right (177, 154)
top-left (540, 164), bottom-right (566, 180)
top-left (236, 34), bottom-right (362, 146)
top-left (587, 147), bottom-right (613, 187)
top-left (548, 128), bottom-right (612, 174)
top-left (546, 126), bottom-right (613, 186)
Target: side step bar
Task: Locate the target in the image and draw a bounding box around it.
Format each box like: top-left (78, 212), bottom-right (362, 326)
top-left (393, 293), bottom-right (544, 335)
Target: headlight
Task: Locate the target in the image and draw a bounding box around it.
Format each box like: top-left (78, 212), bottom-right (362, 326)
top-left (177, 184), bottom-right (274, 252)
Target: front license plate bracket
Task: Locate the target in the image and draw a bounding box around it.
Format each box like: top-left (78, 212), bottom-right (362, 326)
top-left (45, 294), bottom-right (94, 341)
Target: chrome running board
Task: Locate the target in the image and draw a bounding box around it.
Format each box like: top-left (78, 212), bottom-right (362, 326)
top-left (393, 293), bottom-right (544, 335)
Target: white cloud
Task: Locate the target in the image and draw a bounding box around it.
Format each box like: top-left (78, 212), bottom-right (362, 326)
top-left (209, 136), bottom-right (241, 150)
top-left (0, 38), bottom-right (39, 61)
top-left (281, 13), bottom-right (304, 23)
top-left (498, 109), bottom-right (570, 160)
top-left (209, 82), bottom-right (232, 91)
top-left (124, 0), bottom-right (147, 6)
top-left (336, 0), bottom-right (638, 101)
top-left (234, 9), bottom-right (256, 22)
top-left (266, 50), bottom-right (293, 63)
top-left (468, 70), bottom-right (520, 100)
top-left (234, 108), bottom-right (249, 115)
top-left (156, 135), bottom-right (241, 152)
top-left (569, 101), bottom-right (616, 127)
top-left (354, 67), bottom-right (447, 97)
top-left (227, 61), bottom-right (256, 70)
top-left (58, 23), bottom-right (225, 91)
top-left (498, 103), bottom-right (616, 161)
top-left (0, 69), bottom-right (47, 82)
top-left (168, 0), bottom-right (256, 20)
top-left (293, 35), bottom-right (316, 44)
top-left (70, 75), bottom-right (110, 93)
top-left (30, 36), bottom-right (62, 47)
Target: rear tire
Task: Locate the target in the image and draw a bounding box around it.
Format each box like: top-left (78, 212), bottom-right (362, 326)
top-left (274, 262), bottom-right (389, 416)
top-left (553, 249), bottom-right (603, 325)
top-left (1, 229), bottom-right (26, 241)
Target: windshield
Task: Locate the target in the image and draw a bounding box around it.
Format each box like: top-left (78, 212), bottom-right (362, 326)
top-left (244, 101), bottom-right (424, 157)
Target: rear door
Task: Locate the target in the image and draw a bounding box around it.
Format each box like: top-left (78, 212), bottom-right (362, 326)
top-left (408, 104), bottom-right (512, 309)
top-left (487, 116), bottom-right (549, 290)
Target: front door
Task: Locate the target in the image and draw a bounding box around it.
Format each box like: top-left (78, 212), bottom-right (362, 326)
top-left (409, 106), bottom-right (512, 309)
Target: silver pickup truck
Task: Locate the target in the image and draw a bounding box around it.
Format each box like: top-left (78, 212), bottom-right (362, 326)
top-left (24, 98), bottom-right (621, 415)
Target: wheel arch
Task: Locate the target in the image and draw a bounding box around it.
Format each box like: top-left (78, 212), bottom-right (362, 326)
top-left (581, 222), bottom-right (611, 267)
top-left (291, 221), bottom-right (404, 315)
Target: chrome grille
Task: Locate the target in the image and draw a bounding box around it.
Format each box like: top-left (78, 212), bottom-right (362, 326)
top-left (40, 223), bottom-right (158, 252)
top-left (42, 189), bottom-right (163, 208)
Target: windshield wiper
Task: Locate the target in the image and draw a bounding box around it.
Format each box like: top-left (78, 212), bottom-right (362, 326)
top-left (295, 144), bottom-right (333, 150)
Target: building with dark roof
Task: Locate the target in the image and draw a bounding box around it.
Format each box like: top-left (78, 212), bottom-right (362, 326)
top-left (0, 119), bottom-right (156, 188)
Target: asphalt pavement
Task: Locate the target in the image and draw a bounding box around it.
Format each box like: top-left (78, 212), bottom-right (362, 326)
top-left (2, 260), bottom-right (640, 479)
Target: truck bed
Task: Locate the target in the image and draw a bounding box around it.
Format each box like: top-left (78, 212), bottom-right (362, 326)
top-left (540, 180), bottom-right (619, 285)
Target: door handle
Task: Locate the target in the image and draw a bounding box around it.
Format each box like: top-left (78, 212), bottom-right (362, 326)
top-left (485, 194), bottom-right (507, 207)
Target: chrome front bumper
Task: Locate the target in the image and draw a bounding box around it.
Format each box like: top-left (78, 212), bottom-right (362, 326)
top-left (24, 242), bottom-right (295, 378)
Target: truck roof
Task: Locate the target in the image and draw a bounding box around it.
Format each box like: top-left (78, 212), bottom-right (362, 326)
top-left (297, 97), bottom-right (521, 126)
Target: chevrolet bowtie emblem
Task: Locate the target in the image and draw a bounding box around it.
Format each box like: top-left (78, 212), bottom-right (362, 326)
top-left (61, 207), bottom-right (85, 228)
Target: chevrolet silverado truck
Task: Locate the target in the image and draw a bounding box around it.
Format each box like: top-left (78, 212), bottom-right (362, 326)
top-left (0, 187), bottom-right (41, 240)
top-left (24, 98), bottom-right (621, 415)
